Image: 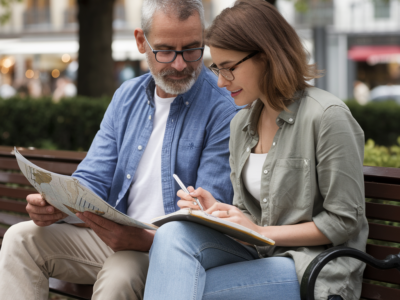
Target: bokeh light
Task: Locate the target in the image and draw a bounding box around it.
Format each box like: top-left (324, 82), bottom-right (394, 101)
top-left (1, 67), bottom-right (9, 74)
top-left (25, 69), bottom-right (34, 79)
top-left (61, 54), bottom-right (71, 63)
top-left (52, 69), bottom-right (60, 78)
top-left (2, 57), bottom-right (14, 68)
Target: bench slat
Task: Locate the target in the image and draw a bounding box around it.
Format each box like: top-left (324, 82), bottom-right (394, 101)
top-left (49, 278), bottom-right (92, 300)
top-left (0, 212), bottom-right (30, 226)
top-left (363, 265), bottom-right (400, 285)
top-left (365, 181), bottom-right (400, 202)
top-left (366, 244), bottom-right (400, 260)
top-left (0, 198), bottom-right (27, 213)
top-left (0, 185), bottom-right (36, 199)
top-left (0, 157), bottom-right (79, 175)
top-left (366, 202), bottom-right (400, 223)
top-left (361, 282), bottom-right (400, 300)
top-left (363, 166), bottom-right (400, 185)
top-left (0, 172), bottom-right (30, 185)
top-left (368, 223), bottom-right (400, 243)
top-left (0, 146), bottom-right (86, 163)
top-left (0, 227), bottom-right (7, 238)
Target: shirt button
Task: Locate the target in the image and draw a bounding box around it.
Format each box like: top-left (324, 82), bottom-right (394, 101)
top-left (172, 119), bottom-right (174, 123)
top-left (273, 142), bottom-right (276, 146)
top-left (147, 101), bottom-right (150, 105)
top-left (289, 118), bottom-right (294, 123)
top-left (149, 115), bottom-right (152, 120)
top-left (138, 145), bottom-right (143, 150)
top-left (276, 118), bottom-right (279, 123)
top-left (263, 169), bottom-right (268, 174)
top-left (246, 147), bottom-right (250, 152)
top-left (263, 198), bottom-right (267, 203)
top-left (127, 174), bottom-right (131, 179)
top-left (185, 101), bottom-right (189, 106)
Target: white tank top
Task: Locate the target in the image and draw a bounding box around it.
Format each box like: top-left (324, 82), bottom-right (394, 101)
top-left (242, 153), bottom-right (268, 202)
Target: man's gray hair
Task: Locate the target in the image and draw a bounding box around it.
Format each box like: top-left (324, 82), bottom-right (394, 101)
top-left (141, 0), bottom-right (205, 35)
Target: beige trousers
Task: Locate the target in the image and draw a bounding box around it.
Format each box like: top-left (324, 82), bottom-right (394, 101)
top-left (0, 221), bottom-right (149, 300)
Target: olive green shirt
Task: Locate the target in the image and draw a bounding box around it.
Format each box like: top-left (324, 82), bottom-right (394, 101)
top-left (229, 87), bottom-right (368, 300)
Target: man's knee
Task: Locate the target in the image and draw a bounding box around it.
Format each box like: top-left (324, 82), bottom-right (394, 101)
top-left (2, 221), bottom-right (39, 250)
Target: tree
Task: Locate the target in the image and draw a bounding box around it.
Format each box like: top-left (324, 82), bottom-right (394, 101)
top-left (0, 0), bottom-right (116, 97)
top-left (0, 0), bottom-right (22, 24)
top-left (77, 0), bottom-right (115, 97)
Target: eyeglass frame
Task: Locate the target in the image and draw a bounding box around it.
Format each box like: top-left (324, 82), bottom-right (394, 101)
top-left (144, 33), bottom-right (205, 64)
top-left (209, 51), bottom-right (259, 81)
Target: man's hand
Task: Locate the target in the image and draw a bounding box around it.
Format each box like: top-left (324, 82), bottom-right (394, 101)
top-left (26, 193), bottom-right (68, 227)
top-left (76, 211), bottom-right (155, 252)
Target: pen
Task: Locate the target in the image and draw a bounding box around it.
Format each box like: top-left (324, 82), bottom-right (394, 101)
top-left (173, 174), bottom-right (204, 211)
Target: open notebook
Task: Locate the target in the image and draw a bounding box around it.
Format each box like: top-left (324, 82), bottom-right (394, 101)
top-left (152, 209), bottom-right (275, 246)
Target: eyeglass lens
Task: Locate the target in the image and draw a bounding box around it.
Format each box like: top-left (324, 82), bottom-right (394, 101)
top-left (211, 68), bottom-right (234, 81)
top-left (156, 49), bottom-right (203, 63)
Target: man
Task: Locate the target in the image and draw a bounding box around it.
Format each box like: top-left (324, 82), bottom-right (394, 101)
top-left (0, 1), bottom-right (237, 299)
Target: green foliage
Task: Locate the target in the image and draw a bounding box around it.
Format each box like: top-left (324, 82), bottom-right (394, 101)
top-left (346, 100), bottom-right (400, 147)
top-left (0, 0), bottom-right (22, 25)
top-left (364, 137), bottom-right (400, 168)
top-left (0, 96), bottom-right (111, 151)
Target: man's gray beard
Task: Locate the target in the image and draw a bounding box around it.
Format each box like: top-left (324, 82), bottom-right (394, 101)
top-left (146, 52), bottom-right (202, 95)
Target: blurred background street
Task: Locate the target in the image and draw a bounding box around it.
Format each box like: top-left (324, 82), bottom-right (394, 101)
top-left (1, 0), bottom-right (400, 102)
top-left (0, 0), bottom-right (399, 159)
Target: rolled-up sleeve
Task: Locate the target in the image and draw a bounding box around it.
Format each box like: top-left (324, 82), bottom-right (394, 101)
top-left (313, 105), bottom-right (365, 246)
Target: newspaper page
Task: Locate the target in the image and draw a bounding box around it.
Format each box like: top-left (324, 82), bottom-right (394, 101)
top-left (14, 148), bottom-right (157, 230)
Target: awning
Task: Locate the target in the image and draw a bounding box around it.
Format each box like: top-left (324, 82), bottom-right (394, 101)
top-left (348, 46), bottom-right (400, 65)
top-left (0, 38), bottom-right (212, 61)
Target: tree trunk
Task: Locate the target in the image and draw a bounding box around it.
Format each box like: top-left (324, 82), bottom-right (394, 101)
top-left (77, 0), bottom-right (115, 97)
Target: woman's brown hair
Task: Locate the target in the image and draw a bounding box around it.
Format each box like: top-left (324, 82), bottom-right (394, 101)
top-left (205, 0), bottom-right (321, 111)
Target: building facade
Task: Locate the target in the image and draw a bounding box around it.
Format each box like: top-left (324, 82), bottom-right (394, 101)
top-left (0, 0), bottom-right (235, 97)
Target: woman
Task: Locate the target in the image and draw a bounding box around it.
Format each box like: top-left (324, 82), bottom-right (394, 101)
top-left (144, 1), bottom-right (368, 299)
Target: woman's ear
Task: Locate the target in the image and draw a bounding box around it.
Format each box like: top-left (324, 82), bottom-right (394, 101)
top-left (134, 29), bottom-right (147, 54)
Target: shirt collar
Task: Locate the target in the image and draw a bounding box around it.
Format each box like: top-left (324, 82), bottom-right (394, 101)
top-left (242, 93), bottom-right (303, 132)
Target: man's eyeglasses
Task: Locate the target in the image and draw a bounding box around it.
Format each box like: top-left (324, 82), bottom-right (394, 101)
top-left (209, 52), bottom-right (258, 81)
top-left (144, 34), bottom-right (204, 64)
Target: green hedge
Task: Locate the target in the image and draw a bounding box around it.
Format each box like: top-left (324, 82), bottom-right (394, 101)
top-left (0, 97), bottom-right (111, 151)
top-left (346, 100), bottom-right (400, 146)
top-left (364, 137), bottom-right (400, 168)
top-left (1, 97), bottom-right (399, 152)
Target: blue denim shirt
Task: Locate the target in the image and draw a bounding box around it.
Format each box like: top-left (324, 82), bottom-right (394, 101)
top-left (72, 66), bottom-right (238, 215)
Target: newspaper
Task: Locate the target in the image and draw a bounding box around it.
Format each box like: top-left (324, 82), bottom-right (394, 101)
top-left (14, 147), bottom-right (157, 230)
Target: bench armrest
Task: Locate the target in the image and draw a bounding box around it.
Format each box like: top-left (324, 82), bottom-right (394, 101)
top-left (300, 246), bottom-right (400, 300)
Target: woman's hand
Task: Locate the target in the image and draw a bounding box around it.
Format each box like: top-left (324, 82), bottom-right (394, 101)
top-left (205, 202), bottom-right (260, 233)
top-left (177, 187), bottom-right (218, 210)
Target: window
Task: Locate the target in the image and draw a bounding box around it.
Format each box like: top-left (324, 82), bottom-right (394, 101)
top-left (24, 0), bottom-right (51, 29)
top-left (374, 0), bottom-right (391, 19)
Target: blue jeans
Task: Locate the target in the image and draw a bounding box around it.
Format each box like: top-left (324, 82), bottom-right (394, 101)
top-left (144, 221), bottom-right (301, 300)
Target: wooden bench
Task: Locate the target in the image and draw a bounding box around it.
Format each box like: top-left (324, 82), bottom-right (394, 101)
top-left (0, 146), bottom-right (93, 299)
top-left (1, 146), bottom-right (400, 299)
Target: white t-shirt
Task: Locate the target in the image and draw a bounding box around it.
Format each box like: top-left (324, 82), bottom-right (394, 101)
top-left (242, 153), bottom-right (268, 201)
top-left (126, 89), bottom-right (175, 223)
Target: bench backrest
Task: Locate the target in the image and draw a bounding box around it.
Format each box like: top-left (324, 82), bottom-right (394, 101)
top-left (0, 146), bottom-right (86, 242)
top-left (0, 146), bottom-right (399, 298)
top-left (362, 166), bottom-right (400, 299)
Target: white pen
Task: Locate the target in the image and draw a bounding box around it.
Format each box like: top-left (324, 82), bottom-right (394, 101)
top-left (173, 174), bottom-right (204, 211)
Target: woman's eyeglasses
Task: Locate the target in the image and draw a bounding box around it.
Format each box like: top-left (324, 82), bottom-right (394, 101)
top-left (209, 52), bottom-right (258, 81)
